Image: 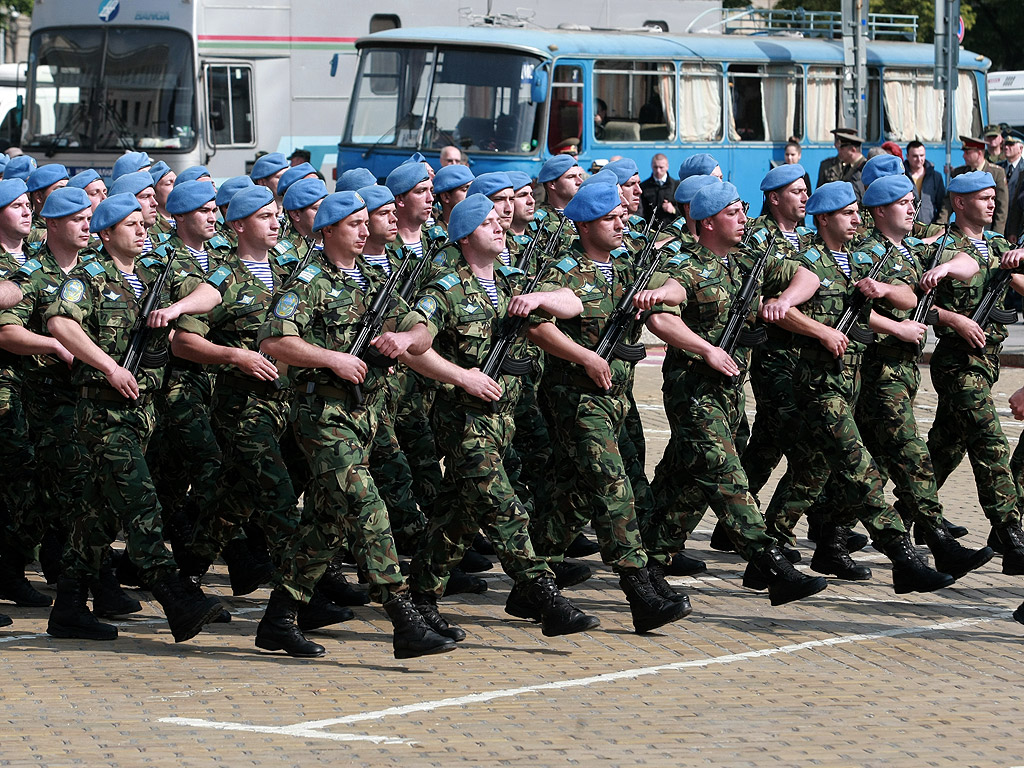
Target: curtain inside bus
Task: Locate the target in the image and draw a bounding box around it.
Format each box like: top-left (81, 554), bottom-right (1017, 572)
top-left (677, 63), bottom-right (721, 141)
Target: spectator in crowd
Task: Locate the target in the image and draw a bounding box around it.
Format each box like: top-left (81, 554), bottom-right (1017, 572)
top-left (439, 146), bottom-right (467, 167)
top-left (639, 153), bottom-right (678, 226)
top-left (904, 140), bottom-right (945, 226)
top-left (288, 149), bottom-right (311, 167)
top-left (1002, 133), bottom-right (1024, 242)
top-left (985, 125), bottom-right (1005, 165)
top-left (943, 135), bottom-right (1009, 233)
top-left (881, 141), bottom-right (904, 160)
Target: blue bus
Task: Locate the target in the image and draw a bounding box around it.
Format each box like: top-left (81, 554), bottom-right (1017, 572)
top-left (337, 24), bottom-right (990, 205)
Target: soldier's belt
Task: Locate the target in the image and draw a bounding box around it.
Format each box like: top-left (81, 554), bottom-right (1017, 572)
top-left (81, 386), bottom-right (150, 408)
top-left (456, 393), bottom-right (517, 415)
top-left (218, 374), bottom-right (290, 401)
top-left (549, 367), bottom-right (629, 397)
top-left (869, 345), bottom-right (922, 364)
top-left (762, 325), bottom-right (793, 345)
top-left (935, 336), bottom-right (1002, 357)
top-left (798, 347), bottom-right (863, 367)
top-left (304, 380), bottom-right (386, 405)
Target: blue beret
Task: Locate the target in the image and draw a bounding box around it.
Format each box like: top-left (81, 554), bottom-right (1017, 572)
top-left (448, 194), bottom-right (494, 242)
top-left (806, 181), bottom-right (858, 216)
top-left (174, 165), bottom-right (212, 185)
top-left (215, 175), bottom-right (255, 207)
top-left (760, 164), bottom-right (806, 192)
top-left (148, 161), bottom-right (172, 185)
top-left (0, 155), bottom-right (8, 174)
top-left (690, 181), bottom-right (741, 222)
top-left (861, 154), bottom-right (904, 188)
top-left (109, 170), bottom-right (154, 197)
top-left (39, 186), bottom-right (91, 219)
top-left (537, 154), bottom-right (578, 183)
top-left (4, 155), bottom-right (36, 181)
top-left (278, 162), bottom-right (316, 196)
top-left (407, 152), bottom-right (427, 164)
top-left (605, 158), bottom-right (639, 184)
top-left (507, 171), bottom-right (533, 191)
top-left (90, 193), bottom-right (142, 233)
top-left (580, 168), bottom-right (620, 188)
top-left (0, 178), bottom-right (28, 208)
top-left (226, 185), bottom-right (275, 222)
top-left (385, 162), bottom-right (430, 196)
top-left (312, 191), bottom-right (367, 232)
top-left (26, 164), bottom-right (69, 193)
top-left (356, 184), bottom-right (395, 213)
top-left (251, 152), bottom-right (289, 181)
top-left (111, 151), bottom-right (151, 180)
top-left (166, 181), bottom-right (217, 215)
top-left (67, 169), bottom-right (101, 190)
top-left (948, 170), bottom-right (996, 195)
top-left (336, 167), bottom-right (378, 192)
top-left (467, 172), bottom-right (513, 199)
top-left (863, 174), bottom-right (915, 208)
top-left (433, 164), bottom-right (475, 194)
top-left (678, 153), bottom-right (719, 182)
top-left (563, 182), bottom-right (621, 223)
top-left (675, 175), bottom-right (720, 205)
top-left (283, 178), bottom-right (329, 211)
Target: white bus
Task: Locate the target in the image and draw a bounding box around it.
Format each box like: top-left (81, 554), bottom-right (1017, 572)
top-left (20, 0), bottom-right (717, 180)
top-left (988, 71), bottom-right (1024, 135)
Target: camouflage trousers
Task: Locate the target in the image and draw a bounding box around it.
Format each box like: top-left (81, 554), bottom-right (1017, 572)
top-left (0, 372), bottom-right (40, 563)
top-left (393, 371), bottom-right (443, 513)
top-left (926, 342), bottom-right (1019, 528)
top-left (65, 395), bottom-right (177, 583)
top-left (742, 344), bottom-right (802, 500)
top-left (289, 387), bottom-right (406, 604)
top-left (621, 385), bottom-right (655, 527)
top-left (149, 367), bottom-right (222, 526)
top-left (646, 366), bottom-right (776, 563)
top-left (189, 386), bottom-right (300, 596)
top-left (855, 354), bottom-right (944, 529)
top-left (773, 355), bottom-right (905, 544)
top-left (531, 381), bottom-right (647, 573)
top-left (509, 370), bottom-right (554, 516)
top-left (411, 397), bottom-right (553, 596)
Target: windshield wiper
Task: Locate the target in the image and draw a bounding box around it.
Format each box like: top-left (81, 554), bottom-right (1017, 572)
top-left (44, 103), bottom-right (87, 157)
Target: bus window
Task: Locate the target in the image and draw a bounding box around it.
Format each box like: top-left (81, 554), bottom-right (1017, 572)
top-left (548, 65), bottom-right (582, 154)
top-left (955, 70), bottom-right (982, 138)
top-left (807, 67), bottom-right (840, 142)
top-left (593, 60), bottom-right (675, 142)
top-left (207, 65), bottom-right (254, 146)
top-left (882, 69), bottom-right (943, 142)
top-left (348, 47), bottom-right (432, 144)
top-left (370, 14), bottom-right (400, 33)
top-left (727, 64), bottom-right (801, 142)
top-left (678, 62), bottom-right (722, 141)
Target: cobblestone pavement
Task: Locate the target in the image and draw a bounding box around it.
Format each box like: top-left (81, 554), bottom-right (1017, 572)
top-left (3, 357), bottom-right (1024, 767)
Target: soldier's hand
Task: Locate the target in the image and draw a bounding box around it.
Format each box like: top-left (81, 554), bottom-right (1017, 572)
top-left (704, 347), bottom-right (740, 377)
top-left (460, 367), bottom-right (502, 401)
top-left (633, 285), bottom-right (677, 311)
top-left (760, 297), bottom-right (790, 323)
top-left (508, 292), bottom-right (544, 317)
top-left (147, 306), bottom-right (180, 328)
top-left (893, 319), bottom-right (927, 344)
top-left (1010, 387), bottom-right (1024, 420)
top-left (818, 327), bottom-right (848, 358)
top-left (952, 315), bottom-right (986, 348)
top-left (918, 264), bottom-right (950, 291)
top-left (855, 277), bottom-right (887, 300)
top-left (106, 366), bottom-right (139, 400)
top-left (235, 349), bottom-right (280, 381)
top-left (660, 200), bottom-right (676, 215)
top-left (583, 351), bottom-right (613, 391)
top-left (1000, 249), bottom-right (1024, 270)
top-left (371, 331), bottom-right (410, 359)
top-left (330, 352), bottom-right (367, 384)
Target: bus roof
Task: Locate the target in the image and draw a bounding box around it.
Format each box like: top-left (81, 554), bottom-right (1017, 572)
top-left (357, 26), bottom-right (990, 71)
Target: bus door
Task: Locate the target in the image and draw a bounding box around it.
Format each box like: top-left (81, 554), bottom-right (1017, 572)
top-left (546, 61), bottom-right (586, 158)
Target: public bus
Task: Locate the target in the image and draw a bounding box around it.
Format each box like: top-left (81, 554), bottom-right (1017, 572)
top-left (988, 71), bottom-right (1024, 136)
top-left (337, 20), bottom-right (991, 205)
top-left (18, 0), bottom-right (716, 180)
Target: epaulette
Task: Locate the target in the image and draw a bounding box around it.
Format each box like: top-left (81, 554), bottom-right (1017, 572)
top-left (553, 256), bottom-right (578, 273)
top-left (276, 249), bottom-right (299, 267)
top-left (294, 264), bottom-right (321, 284)
top-left (863, 241), bottom-right (887, 260)
top-left (24, 241), bottom-right (44, 257)
top-left (140, 256), bottom-right (164, 270)
top-left (748, 228), bottom-right (770, 248)
top-left (272, 241), bottom-right (294, 257)
top-left (511, 234), bottom-right (531, 247)
top-left (664, 252), bottom-right (688, 268)
top-left (206, 234), bottom-right (231, 251)
top-left (80, 250), bottom-right (98, 263)
top-left (83, 261), bottom-right (106, 278)
top-left (660, 240), bottom-right (682, 255)
top-left (152, 232), bottom-right (173, 247)
top-left (150, 242), bottom-right (174, 261)
top-left (802, 247), bottom-right (822, 264)
top-left (627, 214), bottom-right (645, 229)
top-left (534, 209), bottom-right (550, 222)
top-left (904, 236), bottom-right (924, 247)
top-left (852, 251), bottom-right (875, 266)
top-left (624, 229), bottom-right (645, 240)
top-left (496, 264), bottom-right (525, 279)
top-left (983, 230), bottom-right (1000, 241)
top-left (795, 225), bottom-right (814, 237)
top-left (434, 273), bottom-right (460, 292)
top-left (425, 224), bottom-right (447, 243)
top-left (610, 247), bottom-right (628, 260)
top-left (207, 265), bottom-right (232, 287)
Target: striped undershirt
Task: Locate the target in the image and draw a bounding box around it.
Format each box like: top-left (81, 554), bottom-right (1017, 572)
top-left (969, 237), bottom-right (990, 259)
top-left (241, 259), bottom-right (275, 292)
top-left (780, 230), bottom-right (800, 249)
top-left (342, 267), bottom-right (368, 291)
top-left (594, 260), bottom-right (615, 285)
top-left (498, 249), bottom-right (511, 267)
top-left (120, 271), bottom-right (145, 299)
top-left (831, 250), bottom-right (852, 277)
top-left (476, 277), bottom-right (500, 309)
top-left (406, 240), bottom-right (424, 259)
top-left (11, 251), bottom-right (24, 266)
top-left (363, 253), bottom-right (392, 276)
top-left (140, 234), bottom-right (153, 255)
top-left (186, 244), bottom-right (209, 273)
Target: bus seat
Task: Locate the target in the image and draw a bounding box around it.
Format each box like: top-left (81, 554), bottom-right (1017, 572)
top-left (639, 123), bottom-right (669, 140)
top-left (548, 98), bottom-right (581, 153)
top-left (454, 116), bottom-right (494, 149)
top-left (602, 120), bottom-right (640, 142)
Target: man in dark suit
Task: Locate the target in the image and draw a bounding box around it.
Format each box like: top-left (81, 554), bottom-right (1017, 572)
top-left (1001, 134), bottom-right (1024, 242)
top-left (639, 153), bottom-right (679, 227)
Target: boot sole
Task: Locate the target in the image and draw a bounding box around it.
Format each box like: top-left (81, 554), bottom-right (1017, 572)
top-left (893, 573), bottom-right (955, 594)
top-left (809, 563), bottom-right (872, 581)
top-left (394, 639), bottom-right (457, 659)
top-left (169, 600), bottom-right (225, 643)
top-left (298, 609), bottom-right (356, 632)
top-left (633, 602), bottom-right (693, 634)
top-left (0, 591), bottom-right (53, 608)
top-left (254, 637), bottom-right (326, 657)
top-left (1014, 604), bottom-right (1024, 625)
top-left (47, 622), bottom-right (118, 641)
top-left (542, 615), bottom-right (601, 637)
top-left (94, 603), bottom-right (144, 618)
top-left (769, 576), bottom-right (828, 606)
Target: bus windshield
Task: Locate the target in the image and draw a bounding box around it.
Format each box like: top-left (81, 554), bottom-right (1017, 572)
top-left (22, 27), bottom-right (196, 153)
top-left (345, 45), bottom-right (543, 155)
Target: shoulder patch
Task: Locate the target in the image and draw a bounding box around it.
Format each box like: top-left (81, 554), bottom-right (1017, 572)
top-left (59, 278), bottom-right (86, 304)
top-left (272, 291), bottom-right (299, 319)
top-left (533, 209), bottom-right (550, 222)
top-left (152, 232), bottom-right (172, 246)
top-left (276, 250), bottom-right (299, 266)
top-left (140, 256), bottom-right (165, 270)
top-left (852, 251), bottom-right (875, 266)
top-left (207, 234), bottom-right (231, 250)
top-left (749, 228), bottom-right (769, 247)
top-left (272, 241), bottom-right (294, 256)
top-left (662, 240), bottom-right (682, 255)
top-left (415, 294), bottom-right (438, 320)
top-left (83, 261), bottom-right (106, 278)
top-left (904, 236), bottom-right (924, 247)
top-left (426, 224), bottom-right (447, 243)
top-left (207, 265), bottom-right (232, 287)
top-left (295, 264), bottom-right (322, 284)
top-left (496, 264), bottom-right (525, 279)
top-left (435, 273), bottom-right (461, 292)
top-left (802, 249), bottom-right (821, 264)
top-left (610, 248), bottom-right (628, 260)
top-left (152, 242), bottom-right (174, 260)
top-left (664, 253), bottom-right (687, 268)
top-left (624, 229), bottom-right (644, 240)
top-left (512, 234), bottom-right (531, 247)
top-left (16, 258), bottom-right (43, 275)
top-left (553, 256), bottom-right (578, 273)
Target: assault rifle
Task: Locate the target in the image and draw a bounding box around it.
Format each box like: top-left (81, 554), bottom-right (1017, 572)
top-left (122, 251), bottom-right (177, 376)
top-left (831, 241), bottom-right (897, 372)
top-left (397, 237), bottom-right (447, 303)
top-left (909, 220), bottom-right (953, 326)
top-left (515, 214), bottom-right (566, 274)
top-left (716, 233), bottom-right (776, 383)
top-left (970, 231), bottom-right (1024, 331)
top-left (592, 221), bottom-right (667, 392)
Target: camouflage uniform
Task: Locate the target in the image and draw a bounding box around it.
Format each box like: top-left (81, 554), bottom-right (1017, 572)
top-left (404, 259), bottom-right (554, 595)
top-left (926, 226), bottom-right (1022, 528)
top-left (645, 237), bottom-right (791, 563)
top-left (259, 257), bottom-right (411, 604)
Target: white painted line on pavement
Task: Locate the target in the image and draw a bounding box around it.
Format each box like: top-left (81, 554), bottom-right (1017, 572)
top-left (154, 718), bottom-right (413, 744)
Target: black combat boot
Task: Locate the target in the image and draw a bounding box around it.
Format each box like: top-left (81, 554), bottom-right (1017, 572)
top-left (915, 518), bottom-right (968, 544)
top-left (664, 549), bottom-right (706, 576)
top-left (565, 532), bottom-right (601, 558)
top-left (505, 581), bottom-right (542, 621)
top-left (472, 533), bottom-right (496, 556)
top-left (442, 567), bottom-right (487, 596)
top-left (91, 553), bottom-right (143, 618)
top-left (383, 594), bottom-right (457, 659)
top-left (0, 612), bottom-right (10, 627)
top-left (881, 534), bottom-right (954, 594)
top-left (619, 567), bottom-right (692, 634)
top-left (256, 589), bottom-right (326, 657)
top-left (743, 546), bottom-right (828, 606)
top-left (709, 520), bottom-right (736, 552)
top-left (806, 513), bottom-right (868, 551)
top-left (529, 575), bottom-right (601, 637)
top-left (921, 522), bottom-right (993, 580)
top-left (297, 589), bottom-right (355, 632)
top-left (992, 523), bottom-right (1024, 575)
top-left (38, 529), bottom-right (64, 585)
top-left (459, 548), bottom-right (493, 573)
top-left (810, 523), bottom-right (872, 581)
top-left (0, 550), bottom-right (52, 607)
top-left (47, 577), bottom-right (117, 640)
top-left (647, 562), bottom-right (692, 608)
top-left (551, 560), bottom-right (592, 589)
top-left (222, 538), bottom-right (276, 596)
top-left (1013, 602), bottom-right (1024, 626)
top-left (115, 550), bottom-right (144, 588)
top-left (151, 572), bottom-right (224, 643)
top-left (317, 556), bottom-right (371, 606)
top-left (411, 592), bottom-right (467, 642)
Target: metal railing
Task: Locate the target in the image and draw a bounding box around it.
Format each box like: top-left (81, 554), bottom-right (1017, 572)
top-left (686, 7), bottom-right (918, 42)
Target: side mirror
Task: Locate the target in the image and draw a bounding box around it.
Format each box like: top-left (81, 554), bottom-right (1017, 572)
top-left (530, 68), bottom-right (548, 105)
